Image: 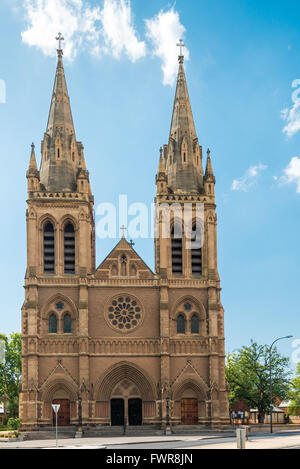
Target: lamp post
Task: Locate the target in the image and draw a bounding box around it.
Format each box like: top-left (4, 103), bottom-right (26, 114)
top-left (165, 396), bottom-right (171, 436)
top-left (78, 395), bottom-right (82, 434)
top-left (269, 335), bottom-right (293, 434)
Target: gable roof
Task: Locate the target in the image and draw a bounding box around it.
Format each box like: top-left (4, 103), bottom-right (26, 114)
top-left (94, 238), bottom-right (154, 279)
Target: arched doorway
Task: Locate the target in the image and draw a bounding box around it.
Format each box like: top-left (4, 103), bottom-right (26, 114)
top-left (111, 399), bottom-right (125, 426)
top-left (128, 398), bottom-right (142, 426)
top-left (52, 399), bottom-right (70, 426)
top-left (110, 380), bottom-right (143, 426)
top-left (96, 362), bottom-right (157, 426)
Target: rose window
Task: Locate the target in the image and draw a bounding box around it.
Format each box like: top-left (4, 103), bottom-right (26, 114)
top-left (105, 295), bottom-right (143, 333)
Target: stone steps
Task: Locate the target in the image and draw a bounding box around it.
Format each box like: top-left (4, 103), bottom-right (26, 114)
top-left (171, 425), bottom-right (234, 435)
top-left (84, 425), bottom-right (163, 437)
top-left (20, 426), bottom-right (77, 441)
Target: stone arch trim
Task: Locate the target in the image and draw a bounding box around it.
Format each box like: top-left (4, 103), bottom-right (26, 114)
top-left (41, 293), bottom-right (78, 319)
top-left (59, 214), bottom-right (79, 232)
top-left (41, 375), bottom-right (78, 402)
top-left (172, 377), bottom-right (208, 401)
top-left (39, 213), bottom-right (58, 230)
top-left (172, 295), bottom-right (206, 318)
top-left (94, 361), bottom-right (157, 402)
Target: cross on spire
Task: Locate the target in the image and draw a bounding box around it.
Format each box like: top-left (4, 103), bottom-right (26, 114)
top-left (120, 225), bottom-right (127, 238)
top-left (177, 39), bottom-right (185, 60)
top-left (56, 32), bottom-right (64, 51)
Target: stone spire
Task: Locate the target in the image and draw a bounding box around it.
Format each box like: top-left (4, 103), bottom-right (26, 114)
top-left (205, 149), bottom-right (215, 181)
top-left (39, 35), bottom-right (82, 192)
top-left (27, 143), bottom-right (40, 192)
top-left (27, 143), bottom-right (38, 174)
top-left (164, 45), bottom-right (204, 194)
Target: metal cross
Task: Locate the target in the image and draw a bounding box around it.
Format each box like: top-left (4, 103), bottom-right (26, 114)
top-left (129, 240), bottom-right (135, 248)
top-left (120, 225), bottom-right (127, 238)
top-left (56, 32), bottom-right (64, 50)
top-left (177, 39), bottom-right (185, 57)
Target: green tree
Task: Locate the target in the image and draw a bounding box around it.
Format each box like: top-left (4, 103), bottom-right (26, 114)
top-left (288, 363), bottom-right (300, 416)
top-left (226, 341), bottom-right (291, 424)
top-left (0, 333), bottom-right (22, 418)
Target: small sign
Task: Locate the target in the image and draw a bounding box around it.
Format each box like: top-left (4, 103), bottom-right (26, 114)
top-left (52, 404), bottom-right (60, 414)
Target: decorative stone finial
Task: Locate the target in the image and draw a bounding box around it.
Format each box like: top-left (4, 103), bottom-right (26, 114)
top-left (56, 32), bottom-right (64, 56)
top-left (120, 225), bottom-right (127, 238)
top-left (177, 39), bottom-right (185, 63)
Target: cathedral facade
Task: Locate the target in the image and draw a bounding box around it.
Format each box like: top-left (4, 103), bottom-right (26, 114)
top-left (20, 44), bottom-right (229, 431)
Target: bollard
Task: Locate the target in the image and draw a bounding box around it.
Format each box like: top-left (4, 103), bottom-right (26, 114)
top-left (236, 428), bottom-right (246, 449)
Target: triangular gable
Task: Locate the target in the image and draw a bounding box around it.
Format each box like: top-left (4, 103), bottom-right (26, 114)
top-left (94, 238), bottom-right (154, 279)
top-left (40, 361), bottom-right (78, 391)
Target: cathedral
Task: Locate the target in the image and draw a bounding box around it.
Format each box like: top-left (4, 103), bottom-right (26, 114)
top-left (20, 39), bottom-right (229, 431)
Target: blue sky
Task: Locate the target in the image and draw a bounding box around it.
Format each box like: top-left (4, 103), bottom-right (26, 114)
top-left (0, 0), bottom-right (299, 369)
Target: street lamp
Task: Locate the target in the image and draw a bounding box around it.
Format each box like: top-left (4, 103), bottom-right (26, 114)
top-left (78, 394), bottom-right (83, 434)
top-left (269, 335), bottom-right (293, 434)
top-left (165, 397), bottom-right (170, 436)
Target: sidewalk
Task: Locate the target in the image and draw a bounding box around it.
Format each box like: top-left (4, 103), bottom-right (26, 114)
top-left (187, 434), bottom-right (300, 450)
top-left (0, 434), bottom-right (228, 449)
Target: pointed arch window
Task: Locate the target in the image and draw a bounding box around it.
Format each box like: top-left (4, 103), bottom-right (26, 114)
top-left (44, 222), bottom-right (55, 274)
top-left (49, 313), bottom-right (58, 333)
top-left (177, 314), bottom-right (185, 334)
top-left (63, 313), bottom-right (72, 334)
top-left (64, 223), bottom-right (75, 274)
top-left (120, 254), bottom-right (127, 277)
top-left (172, 222), bottom-right (183, 275)
top-left (191, 314), bottom-right (199, 334)
top-left (191, 225), bottom-right (202, 276)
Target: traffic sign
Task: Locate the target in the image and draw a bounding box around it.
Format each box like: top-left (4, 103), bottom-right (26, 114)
top-left (52, 404), bottom-right (60, 414)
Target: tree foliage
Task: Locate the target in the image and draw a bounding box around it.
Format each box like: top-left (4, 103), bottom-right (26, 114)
top-left (288, 363), bottom-right (300, 416)
top-left (0, 333), bottom-right (22, 418)
top-left (226, 341), bottom-right (291, 423)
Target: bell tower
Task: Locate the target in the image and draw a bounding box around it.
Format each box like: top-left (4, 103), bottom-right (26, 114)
top-left (20, 38), bottom-right (95, 429)
top-left (155, 42), bottom-right (229, 424)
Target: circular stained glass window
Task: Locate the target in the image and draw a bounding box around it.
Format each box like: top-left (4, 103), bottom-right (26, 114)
top-left (105, 294), bottom-right (144, 333)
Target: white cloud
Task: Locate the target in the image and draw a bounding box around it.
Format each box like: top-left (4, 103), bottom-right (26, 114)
top-left (145, 7), bottom-right (189, 86)
top-left (100, 0), bottom-right (146, 62)
top-left (20, 1), bottom-right (187, 85)
top-left (278, 157), bottom-right (300, 193)
top-left (21, 0), bottom-right (102, 60)
top-left (231, 163), bottom-right (268, 192)
top-left (281, 79), bottom-right (300, 138)
top-left (21, 0), bottom-right (145, 62)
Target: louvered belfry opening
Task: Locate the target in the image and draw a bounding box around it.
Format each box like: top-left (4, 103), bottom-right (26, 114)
top-left (44, 222), bottom-right (55, 274)
top-left (191, 226), bottom-right (202, 276)
top-left (64, 223), bottom-right (75, 274)
top-left (171, 222), bottom-right (183, 275)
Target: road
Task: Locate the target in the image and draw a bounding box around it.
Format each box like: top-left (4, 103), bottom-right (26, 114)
top-left (0, 432), bottom-right (299, 450)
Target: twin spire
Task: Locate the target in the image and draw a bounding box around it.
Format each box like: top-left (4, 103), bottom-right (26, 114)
top-left (158, 40), bottom-right (214, 195)
top-left (28, 35), bottom-right (213, 195)
top-left (36, 33), bottom-right (89, 192)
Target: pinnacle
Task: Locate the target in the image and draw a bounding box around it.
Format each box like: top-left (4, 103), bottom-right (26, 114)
top-left (205, 149), bottom-right (215, 179)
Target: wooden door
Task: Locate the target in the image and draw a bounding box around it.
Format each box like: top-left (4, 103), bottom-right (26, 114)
top-left (181, 398), bottom-right (198, 425)
top-left (52, 399), bottom-right (70, 427)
